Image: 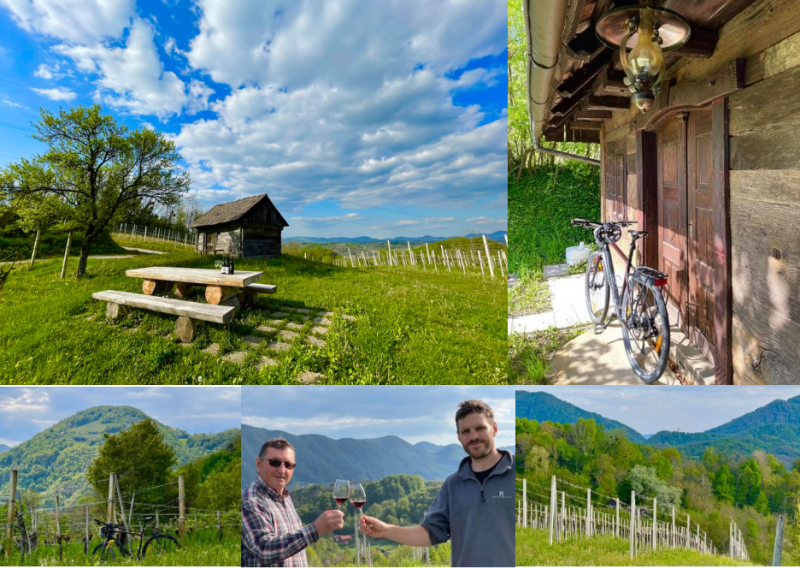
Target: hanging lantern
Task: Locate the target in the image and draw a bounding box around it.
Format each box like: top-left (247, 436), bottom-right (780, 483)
top-left (595, 5), bottom-right (691, 112)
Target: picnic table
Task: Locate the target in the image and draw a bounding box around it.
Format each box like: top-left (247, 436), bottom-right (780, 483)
top-left (125, 267), bottom-right (264, 306)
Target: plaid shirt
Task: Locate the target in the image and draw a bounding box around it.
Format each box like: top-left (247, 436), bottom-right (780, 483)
top-left (241, 477), bottom-right (319, 567)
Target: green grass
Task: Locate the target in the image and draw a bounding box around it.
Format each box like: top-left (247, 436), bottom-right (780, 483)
top-left (509, 325), bottom-right (588, 384)
top-left (509, 270), bottom-right (551, 316)
top-left (0, 238), bottom-right (506, 384)
top-left (516, 527), bottom-right (755, 567)
top-left (509, 164), bottom-right (600, 275)
top-left (1, 530), bottom-right (239, 566)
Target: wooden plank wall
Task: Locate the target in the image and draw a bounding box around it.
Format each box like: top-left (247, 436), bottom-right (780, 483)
top-left (728, 27), bottom-right (800, 384)
top-left (242, 225), bottom-right (282, 258)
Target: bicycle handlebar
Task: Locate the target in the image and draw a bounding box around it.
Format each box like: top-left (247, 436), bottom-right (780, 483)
top-left (571, 218), bottom-right (636, 228)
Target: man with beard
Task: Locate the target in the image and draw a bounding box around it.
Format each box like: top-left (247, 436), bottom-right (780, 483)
top-left (359, 400), bottom-right (514, 567)
top-left (242, 438), bottom-right (345, 566)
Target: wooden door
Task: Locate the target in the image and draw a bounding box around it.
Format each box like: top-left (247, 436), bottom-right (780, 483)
top-left (657, 115), bottom-right (688, 330)
top-left (687, 109), bottom-right (716, 361)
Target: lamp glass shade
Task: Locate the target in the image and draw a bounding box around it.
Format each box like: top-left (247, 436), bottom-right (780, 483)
top-left (627, 11), bottom-right (663, 78)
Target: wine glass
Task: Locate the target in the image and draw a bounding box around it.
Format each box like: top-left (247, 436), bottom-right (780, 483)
top-left (333, 480), bottom-right (350, 511)
top-left (350, 483), bottom-right (368, 567)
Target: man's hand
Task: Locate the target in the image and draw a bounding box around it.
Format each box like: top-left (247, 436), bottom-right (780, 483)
top-left (313, 510), bottom-right (345, 536)
top-left (359, 515), bottom-right (390, 538)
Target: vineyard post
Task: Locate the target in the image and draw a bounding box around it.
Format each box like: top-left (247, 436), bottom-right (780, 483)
top-left (652, 498), bottom-right (657, 551)
top-left (561, 492), bottom-right (565, 542)
top-left (482, 235), bottom-right (495, 277)
top-left (425, 243), bottom-right (431, 264)
top-left (630, 491), bottom-right (635, 559)
top-left (729, 519), bottom-right (732, 558)
top-left (144, 227), bottom-right (147, 242)
top-left (478, 250), bottom-right (485, 276)
top-left (696, 522), bottom-right (700, 552)
top-left (615, 498), bottom-right (620, 538)
top-left (178, 475), bottom-right (185, 540)
top-left (548, 476), bottom-right (555, 545)
top-left (687, 515), bottom-right (691, 549)
top-left (504, 234), bottom-right (508, 247)
top-left (407, 242), bottom-right (413, 265)
top-left (387, 241), bottom-right (392, 266)
top-left (217, 511), bottom-right (222, 542)
top-left (131, 224), bottom-right (135, 240)
top-left (84, 505), bottom-right (89, 555)
top-left (194, 509), bottom-right (198, 533)
top-left (585, 488), bottom-right (590, 537)
top-left (107, 473), bottom-right (114, 523)
top-left (522, 479), bottom-right (527, 528)
top-left (497, 250), bottom-right (505, 278)
top-left (60, 231), bottom-right (72, 279)
top-left (348, 248), bottom-right (354, 268)
top-left (672, 506), bottom-right (676, 548)
top-left (773, 515), bottom-right (785, 566)
top-left (55, 494), bottom-right (61, 536)
top-left (113, 474), bottom-right (127, 531)
top-left (5, 469), bottom-right (17, 559)
top-left (128, 492), bottom-right (135, 529)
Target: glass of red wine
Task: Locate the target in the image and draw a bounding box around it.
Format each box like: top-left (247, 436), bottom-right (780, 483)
top-left (333, 479), bottom-right (350, 511)
top-left (351, 483), bottom-right (368, 567)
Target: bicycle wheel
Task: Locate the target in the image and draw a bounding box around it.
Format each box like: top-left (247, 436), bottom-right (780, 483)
top-left (621, 281), bottom-right (670, 383)
top-left (585, 251), bottom-right (609, 324)
top-left (92, 541), bottom-right (117, 563)
top-left (143, 534), bottom-right (180, 558)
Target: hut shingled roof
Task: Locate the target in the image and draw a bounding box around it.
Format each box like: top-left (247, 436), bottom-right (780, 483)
top-left (190, 194), bottom-right (288, 228)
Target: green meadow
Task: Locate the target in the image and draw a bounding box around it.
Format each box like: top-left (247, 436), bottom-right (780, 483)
top-left (0, 237), bottom-right (506, 384)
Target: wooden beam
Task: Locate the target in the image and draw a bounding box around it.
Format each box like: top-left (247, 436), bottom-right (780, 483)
top-left (550, 90), bottom-right (590, 117)
top-left (670, 59), bottom-right (744, 108)
top-left (592, 67), bottom-right (628, 96)
top-left (543, 127), bottom-right (565, 142)
top-left (567, 26), bottom-right (607, 60)
top-left (671, 28), bottom-right (718, 58)
top-left (586, 96), bottom-right (631, 110)
top-left (574, 110), bottom-right (614, 121)
top-left (92, 290), bottom-right (236, 324)
top-left (712, 97), bottom-right (732, 385)
top-left (569, 121), bottom-right (602, 130)
top-left (556, 52), bottom-right (611, 97)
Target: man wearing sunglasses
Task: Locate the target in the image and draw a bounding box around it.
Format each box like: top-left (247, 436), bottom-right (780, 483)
top-left (359, 400), bottom-right (514, 567)
top-left (242, 438), bottom-right (345, 566)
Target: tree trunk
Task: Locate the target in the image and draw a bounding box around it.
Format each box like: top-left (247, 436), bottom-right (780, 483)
top-left (30, 229), bottom-right (41, 267)
top-left (76, 233), bottom-right (95, 279)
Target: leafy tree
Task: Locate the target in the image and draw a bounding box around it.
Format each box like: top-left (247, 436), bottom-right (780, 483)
top-left (11, 192), bottom-right (67, 266)
top-left (1, 105), bottom-right (190, 278)
top-left (736, 459), bottom-right (763, 507)
top-left (712, 463), bottom-right (735, 504)
top-left (628, 465), bottom-right (681, 507)
top-left (87, 418), bottom-right (177, 502)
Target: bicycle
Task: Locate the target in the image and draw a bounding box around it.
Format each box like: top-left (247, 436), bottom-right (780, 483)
top-left (92, 518), bottom-right (180, 562)
top-left (571, 218), bottom-right (671, 383)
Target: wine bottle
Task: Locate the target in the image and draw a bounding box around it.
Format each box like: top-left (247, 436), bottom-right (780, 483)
top-left (222, 255), bottom-right (229, 274)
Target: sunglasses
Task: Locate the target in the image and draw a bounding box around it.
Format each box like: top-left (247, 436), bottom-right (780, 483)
top-left (263, 458), bottom-right (296, 470)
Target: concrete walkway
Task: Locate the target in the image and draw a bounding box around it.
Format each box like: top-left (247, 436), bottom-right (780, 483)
top-left (549, 322), bottom-right (680, 385)
top-left (509, 273), bottom-right (592, 334)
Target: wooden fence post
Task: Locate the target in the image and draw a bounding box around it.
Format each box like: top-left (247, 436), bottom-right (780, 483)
top-left (652, 498), bottom-right (657, 551)
top-left (5, 470), bottom-right (17, 559)
top-left (60, 231), bottom-right (72, 279)
top-left (482, 235), bottom-right (495, 277)
top-left (616, 498), bottom-right (620, 538)
top-left (630, 491), bottom-right (635, 559)
top-left (549, 476), bottom-right (556, 545)
top-left (387, 241), bottom-right (393, 266)
top-left (107, 473), bottom-right (115, 523)
top-left (522, 479), bottom-right (527, 528)
top-left (113, 474), bottom-right (127, 531)
top-left (55, 494), bottom-right (61, 536)
top-left (178, 475), bottom-right (186, 540)
top-left (585, 488), bottom-right (591, 537)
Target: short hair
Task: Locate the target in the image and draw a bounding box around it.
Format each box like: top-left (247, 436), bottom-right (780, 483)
top-left (455, 400), bottom-right (495, 428)
top-left (259, 438), bottom-right (295, 459)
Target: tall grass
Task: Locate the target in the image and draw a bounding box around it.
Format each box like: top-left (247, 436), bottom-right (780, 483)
top-left (516, 527), bottom-right (755, 567)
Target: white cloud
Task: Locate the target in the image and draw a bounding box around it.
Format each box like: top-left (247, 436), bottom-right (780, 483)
top-left (425, 217), bottom-right (455, 222)
top-left (30, 86), bottom-right (77, 101)
top-left (290, 213), bottom-right (363, 227)
top-left (396, 220), bottom-right (419, 226)
top-left (55, 18), bottom-right (214, 118)
top-left (2, 98), bottom-right (28, 109)
top-left (0, 388), bottom-right (50, 413)
top-left (0, 0), bottom-right (135, 43)
top-left (466, 216), bottom-right (506, 225)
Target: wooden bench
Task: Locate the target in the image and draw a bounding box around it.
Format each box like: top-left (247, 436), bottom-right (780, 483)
top-left (238, 283), bottom-right (278, 306)
top-left (92, 290), bottom-right (236, 343)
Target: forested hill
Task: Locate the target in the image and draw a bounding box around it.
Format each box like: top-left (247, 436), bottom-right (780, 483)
top-left (0, 405), bottom-right (239, 505)
top-left (648, 396), bottom-right (800, 465)
top-left (0, 444), bottom-right (10, 454)
top-left (292, 474), bottom-right (443, 537)
top-left (241, 424), bottom-right (464, 488)
top-left (515, 390), bottom-right (646, 443)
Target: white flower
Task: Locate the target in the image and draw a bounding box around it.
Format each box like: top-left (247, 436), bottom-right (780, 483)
top-left (197, 375), bottom-right (203, 382)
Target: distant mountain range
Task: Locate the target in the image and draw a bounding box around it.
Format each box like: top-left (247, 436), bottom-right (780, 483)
top-left (515, 391), bottom-right (647, 443)
top-left (241, 424), bottom-right (513, 490)
top-left (0, 444), bottom-right (10, 454)
top-left (0, 406), bottom-right (240, 505)
top-left (284, 231), bottom-right (508, 245)
top-left (517, 391), bottom-right (800, 465)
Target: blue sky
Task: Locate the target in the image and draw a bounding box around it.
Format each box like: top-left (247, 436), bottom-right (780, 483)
top-left (0, 0), bottom-right (507, 239)
top-left (0, 386), bottom-right (241, 447)
top-left (518, 386), bottom-right (800, 435)
top-left (242, 385), bottom-right (515, 448)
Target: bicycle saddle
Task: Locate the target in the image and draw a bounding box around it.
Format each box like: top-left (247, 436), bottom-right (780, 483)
top-left (629, 230), bottom-right (648, 239)
top-left (140, 516), bottom-right (154, 522)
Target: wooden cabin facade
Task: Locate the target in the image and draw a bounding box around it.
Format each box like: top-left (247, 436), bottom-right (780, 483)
top-left (524, 0), bottom-right (800, 385)
top-left (190, 194), bottom-right (289, 258)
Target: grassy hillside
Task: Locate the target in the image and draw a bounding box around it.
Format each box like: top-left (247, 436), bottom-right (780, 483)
top-left (516, 528), bottom-right (754, 566)
top-left (515, 390), bottom-right (647, 443)
top-left (0, 227), bottom-right (128, 261)
top-left (241, 425), bottom-right (463, 488)
top-left (0, 405), bottom-right (238, 505)
top-left (0, 236), bottom-right (506, 384)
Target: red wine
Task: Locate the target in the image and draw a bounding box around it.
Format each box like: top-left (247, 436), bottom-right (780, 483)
top-left (351, 500), bottom-right (366, 509)
top-left (334, 498), bottom-right (347, 506)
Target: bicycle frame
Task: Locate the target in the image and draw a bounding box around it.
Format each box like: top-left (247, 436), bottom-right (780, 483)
top-left (597, 232), bottom-right (639, 326)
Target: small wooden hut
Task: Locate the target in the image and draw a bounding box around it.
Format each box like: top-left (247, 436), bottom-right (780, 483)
top-left (523, 0), bottom-right (800, 385)
top-left (190, 194), bottom-right (288, 258)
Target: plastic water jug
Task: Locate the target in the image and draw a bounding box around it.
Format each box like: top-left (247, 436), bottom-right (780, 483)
top-left (565, 241), bottom-right (590, 266)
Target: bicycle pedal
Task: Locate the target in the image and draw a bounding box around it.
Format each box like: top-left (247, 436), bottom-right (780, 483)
top-left (593, 323), bottom-right (607, 334)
